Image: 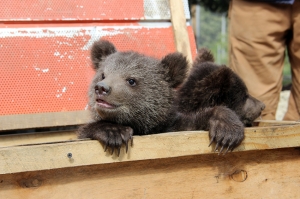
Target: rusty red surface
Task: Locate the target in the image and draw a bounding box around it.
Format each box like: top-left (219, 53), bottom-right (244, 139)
top-left (0, 23), bottom-right (196, 115)
top-left (0, 0), bottom-right (144, 21)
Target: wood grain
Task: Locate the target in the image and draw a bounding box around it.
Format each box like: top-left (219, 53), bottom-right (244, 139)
top-left (169, 0), bottom-right (193, 65)
top-left (0, 111), bottom-right (90, 131)
top-left (1, 123), bottom-right (300, 174)
top-left (254, 120), bottom-right (300, 127)
top-left (0, 148), bottom-right (300, 199)
top-left (0, 131), bottom-right (77, 147)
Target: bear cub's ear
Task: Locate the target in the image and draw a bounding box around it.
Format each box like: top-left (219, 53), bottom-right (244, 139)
top-left (161, 52), bottom-right (189, 88)
top-left (194, 48), bottom-right (214, 65)
top-left (90, 40), bottom-right (117, 70)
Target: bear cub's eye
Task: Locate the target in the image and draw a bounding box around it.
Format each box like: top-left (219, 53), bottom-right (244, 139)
top-left (102, 73), bottom-right (105, 80)
top-left (127, 78), bottom-right (136, 86)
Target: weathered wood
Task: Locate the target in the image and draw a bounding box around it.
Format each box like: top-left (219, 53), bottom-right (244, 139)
top-left (1, 123), bottom-right (300, 174)
top-left (0, 120), bottom-right (296, 148)
top-left (254, 120), bottom-right (300, 127)
top-left (0, 148), bottom-right (300, 199)
top-left (0, 131), bottom-right (77, 148)
top-left (0, 111), bottom-right (90, 131)
top-left (169, 0), bottom-right (193, 65)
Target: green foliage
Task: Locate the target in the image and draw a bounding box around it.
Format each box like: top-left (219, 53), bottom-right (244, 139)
top-left (195, 7), bottom-right (228, 64)
top-left (189, 0), bottom-right (229, 14)
top-left (283, 52), bottom-right (292, 86)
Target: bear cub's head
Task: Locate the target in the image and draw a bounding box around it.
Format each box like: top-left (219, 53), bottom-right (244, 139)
top-left (88, 40), bottom-right (188, 134)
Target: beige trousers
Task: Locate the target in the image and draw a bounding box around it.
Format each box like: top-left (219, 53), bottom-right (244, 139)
top-left (229, 0), bottom-right (300, 120)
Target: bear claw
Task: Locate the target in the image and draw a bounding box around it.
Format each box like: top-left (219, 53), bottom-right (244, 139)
top-left (78, 122), bottom-right (134, 156)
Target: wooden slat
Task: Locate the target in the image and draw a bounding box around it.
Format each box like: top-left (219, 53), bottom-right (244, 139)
top-left (1, 148), bottom-right (300, 198)
top-left (0, 120), bottom-right (296, 148)
top-left (0, 111), bottom-right (90, 131)
top-left (1, 123), bottom-right (300, 174)
top-left (0, 131), bottom-right (77, 147)
top-left (254, 120), bottom-right (300, 127)
top-left (169, 0), bottom-right (193, 65)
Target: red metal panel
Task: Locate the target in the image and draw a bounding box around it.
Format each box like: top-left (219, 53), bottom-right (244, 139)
top-left (0, 0), bottom-right (144, 21)
top-left (0, 24), bottom-right (196, 115)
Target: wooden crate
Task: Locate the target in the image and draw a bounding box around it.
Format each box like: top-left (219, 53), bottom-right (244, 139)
top-left (1, 121), bottom-right (300, 198)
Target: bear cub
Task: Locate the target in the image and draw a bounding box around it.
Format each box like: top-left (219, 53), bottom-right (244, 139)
top-left (176, 48), bottom-right (265, 127)
top-left (78, 40), bottom-right (247, 155)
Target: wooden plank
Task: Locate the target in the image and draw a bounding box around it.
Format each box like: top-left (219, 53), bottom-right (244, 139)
top-left (169, 0), bottom-right (193, 65)
top-left (0, 148), bottom-right (300, 198)
top-left (0, 111), bottom-right (90, 131)
top-left (254, 120), bottom-right (300, 127)
top-left (0, 120), bottom-right (293, 147)
top-left (0, 131), bottom-right (77, 148)
top-left (1, 123), bottom-right (300, 174)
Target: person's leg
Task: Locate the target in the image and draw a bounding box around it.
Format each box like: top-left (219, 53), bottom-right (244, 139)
top-left (284, 0), bottom-right (300, 121)
top-left (229, 0), bottom-right (291, 120)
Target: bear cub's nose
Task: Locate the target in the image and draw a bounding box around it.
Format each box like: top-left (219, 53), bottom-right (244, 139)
top-left (95, 82), bottom-right (110, 95)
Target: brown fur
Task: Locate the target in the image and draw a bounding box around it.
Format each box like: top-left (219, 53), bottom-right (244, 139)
top-left (194, 48), bottom-right (214, 64)
top-left (176, 48), bottom-right (265, 127)
top-left (78, 41), bottom-right (246, 155)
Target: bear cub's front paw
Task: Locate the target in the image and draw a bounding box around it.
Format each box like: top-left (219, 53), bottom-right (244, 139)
top-left (78, 122), bottom-right (133, 156)
top-left (208, 108), bottom-right (244, 154)
top-left (99, 124), bottom-right (133, 155)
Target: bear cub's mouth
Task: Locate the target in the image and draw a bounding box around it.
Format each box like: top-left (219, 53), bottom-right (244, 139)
top-left (95, 96), bottom-right (115, 109)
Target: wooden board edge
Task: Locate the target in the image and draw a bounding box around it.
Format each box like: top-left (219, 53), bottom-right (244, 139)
top-left (169, 0), bottom-right (193, 66)
top-left (1, 120), bottom-right (298, 148)
top-left (0, 111), bottom-right (91, 131)
top-left (0, 131), bottom-right (78, 148)
top-left (254, 120), bottom-right (300, 127)
top-left (1, 148), bottom-right (300, 198)
top-left (1, 124), bottom-right (300, 174)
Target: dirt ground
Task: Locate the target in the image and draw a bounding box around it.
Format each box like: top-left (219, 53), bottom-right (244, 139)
top-left (275, 90), bottom-right (290, 120)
